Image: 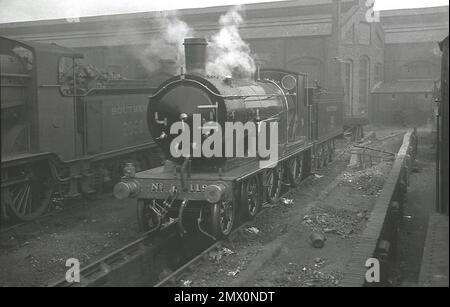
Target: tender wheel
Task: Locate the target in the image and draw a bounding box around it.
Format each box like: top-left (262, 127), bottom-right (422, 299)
top-left (241, 176), bottom-right (262, 220)
top-left (210, 200), bottom-right (235, 238)
top-left (3, 164), bottom-right (55, 222)
top-left (137, 199), bottom-right (161, 232)
top-left (265, 164), bottom-right (283, 204)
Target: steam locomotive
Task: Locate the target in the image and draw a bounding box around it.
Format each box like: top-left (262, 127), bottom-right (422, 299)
top-left (114, 38), bottom-right (344, 238)
top-left (0, 36), bottom-right (167, 222)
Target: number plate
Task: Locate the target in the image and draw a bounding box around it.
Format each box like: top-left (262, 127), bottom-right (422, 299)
top-left (138, 179), bottom-right (209, 200)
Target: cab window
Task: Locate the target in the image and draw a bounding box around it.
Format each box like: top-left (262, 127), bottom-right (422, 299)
top-left (12, 46), bottom-right (33, 71)
top-left (58, 56), bottom-right (75, 85)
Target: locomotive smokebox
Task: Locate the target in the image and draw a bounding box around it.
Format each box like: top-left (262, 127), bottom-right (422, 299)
top-left (184, 38), bottom-right (207, 75)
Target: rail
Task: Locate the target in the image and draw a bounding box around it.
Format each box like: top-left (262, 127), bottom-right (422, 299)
top-left (155, 142), bottom-right (351, 287)
top-left (50, 225), bottom-right (176, 287)
top-left (48, 135), bottom-right (351, 287)
top-left (341, 128), bottom-right (418, 287)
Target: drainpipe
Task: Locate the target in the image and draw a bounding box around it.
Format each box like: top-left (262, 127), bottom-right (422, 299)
top-left (332, 0), bottom-right (343, 89)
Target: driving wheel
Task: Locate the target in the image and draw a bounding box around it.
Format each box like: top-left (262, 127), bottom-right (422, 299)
top-left (241, 176), bottom-right (262, 220)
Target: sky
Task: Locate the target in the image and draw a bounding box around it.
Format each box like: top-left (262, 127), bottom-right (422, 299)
top-left (0, 0), bottom-right (448, 24)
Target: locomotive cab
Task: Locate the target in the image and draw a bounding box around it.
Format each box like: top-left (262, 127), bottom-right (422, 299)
top-left (1, 36), bottom-right (163, 223)
top-left (1, 36), bottom-right (84, 160)
top-left (1, 39), bottom-right (33, 156)
top-left (1, 37), bottom-right (85, 221)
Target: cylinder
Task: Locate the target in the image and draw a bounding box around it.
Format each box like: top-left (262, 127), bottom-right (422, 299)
top-left (184, 38), bottom-right (207, 75)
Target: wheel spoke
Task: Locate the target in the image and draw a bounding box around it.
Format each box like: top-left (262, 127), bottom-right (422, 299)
top-left (249, 179), bottom-right (258, 213)
top-left (11, 185), bottom-right (24, 209)
top-left (20, 185), bottom-right (31, 214)
top-left (17, 184), bottom-right (29, 214)
top-left (266, 172), bottom-right (273, 185)
top-left (266, 171), bottom-right (274, 197)
top-left (219, 202), bottom-right (232, 232)
top-left (4, 166), bottom-right (54, 221)
top-left (26, 185), bottom-right (33, 215)
top-left (220, 204), bottom-right (226, 229)
top-left (298, 156), bottom-right (303, 179)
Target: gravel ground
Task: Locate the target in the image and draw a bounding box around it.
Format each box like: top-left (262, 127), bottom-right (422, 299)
top-left (173, 130), bottom-right (404, 287)
top-left (0, 195), bottom-right (141, 286)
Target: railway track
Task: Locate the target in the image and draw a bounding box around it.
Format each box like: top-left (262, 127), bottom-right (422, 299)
top-left (50, 138), bottom-right (352, 287)
top-left (50, 223), bottom-right (178, 287)
top-left (153, 148), bottom-right (353, 288)
top-left (157, 131), bottom-right (409, 288)
top-left (6, 134), bottom-right (372, 287)
top-left (154, 191), bottom-right (295, 287)
top-left (50, 189), bottom-right (297, 287)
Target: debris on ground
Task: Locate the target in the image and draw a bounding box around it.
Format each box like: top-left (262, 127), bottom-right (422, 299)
top-left (180, 279), bottom-right (192, 287)
top-left (208, 247), bottom-right (235, 263)
top-left (167, 131), bottom-right (404, 288)
top-left (277, 261), bottom-right (342, 287)
top-left (314, 257), bottom-right (325, 267)
top-left (105, 231), bottom-right (120, 237)
top-left (246, 227), bottom-right (260, 235)
top-left (303, 206), bottom-right (366, 239)
top-left (280, 198), bottom-right (294, 206)
top-left (309, 232), bottom-right (326, 248)
top-left (227, 268), bottom-right (240, 277)
top-left (338, 162), bottom-right (389, 196)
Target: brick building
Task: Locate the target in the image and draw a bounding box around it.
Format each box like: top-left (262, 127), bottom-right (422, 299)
top-left (372, 6), bottom-right (448, 125)
top-left (0, 0), bottom-right (448, 125)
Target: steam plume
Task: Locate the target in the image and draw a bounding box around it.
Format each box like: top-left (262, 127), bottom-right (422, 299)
top-left (132, 11), bottom-right (194, 75)
top-left (206, 6), bottom-right (256, 78)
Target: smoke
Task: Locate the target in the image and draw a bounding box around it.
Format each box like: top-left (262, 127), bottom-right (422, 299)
top-left (206, 6), bottom-right (256, 78)
top-left (128, 6), bottom-right (255, 78)
top-left (131, 11), bottom-right (194, 75)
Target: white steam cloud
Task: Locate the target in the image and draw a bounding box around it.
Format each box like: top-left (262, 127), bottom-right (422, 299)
top-left (206, 6), bottom-right (256, 78)
top-left (132, 12), bottom-right (194, 74)
top-left (128, 6), bottom-right (255, 78)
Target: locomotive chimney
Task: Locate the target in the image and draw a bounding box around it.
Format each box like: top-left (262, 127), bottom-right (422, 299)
top-left (184, 38), bottom-right (207, 75)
